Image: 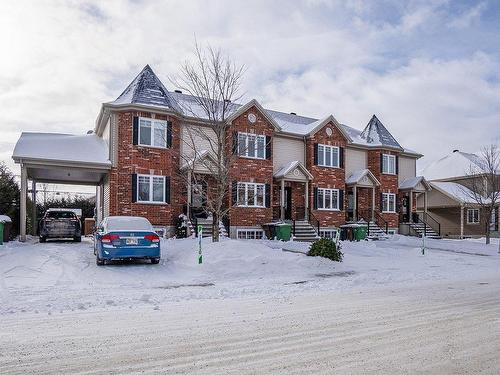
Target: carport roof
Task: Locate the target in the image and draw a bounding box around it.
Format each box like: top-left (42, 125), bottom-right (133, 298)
top-left (12, 132), bottom-right (111, 168)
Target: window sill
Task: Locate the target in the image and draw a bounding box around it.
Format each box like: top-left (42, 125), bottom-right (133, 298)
top-left (236, 205), bottom-right (267, 209)
top-left (137, 144), bottom-right (170, 150)
top-left (317, 165), bottom-right (341, 169)
top-left (316, 208), bottom-right (341, 211)
top-left (135, 201), bottom-right (168, 205)
top-left (382, 211), bottom-right (396, 214)
top-left (466, 222), bottom-right (480, 225)
top-left (238, 155), bottom-right (267, 161)
top-left (381, 172), bottom-right (397, 176)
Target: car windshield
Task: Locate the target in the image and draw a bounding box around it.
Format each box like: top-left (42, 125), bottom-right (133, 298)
top-left (105, 217), bottom-right (153, 231)
top-left (46, 211), bottom-right (77, 219)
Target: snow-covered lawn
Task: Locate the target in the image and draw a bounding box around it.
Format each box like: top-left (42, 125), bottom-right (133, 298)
top-left (0, 235), bottom-right (499, 316)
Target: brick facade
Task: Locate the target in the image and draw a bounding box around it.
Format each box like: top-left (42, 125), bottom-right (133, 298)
top-left (367, 150), bottom-right (400, 228)
top-left (306, 122), bottom-right (347, 227)
top-left (228, 107), bottom-right (274, 227)
top-left (109, 111), bottom-right (183, 230)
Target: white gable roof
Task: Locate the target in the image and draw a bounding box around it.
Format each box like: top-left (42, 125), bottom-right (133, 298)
top-left (420, 150), bottom-right (485, 181)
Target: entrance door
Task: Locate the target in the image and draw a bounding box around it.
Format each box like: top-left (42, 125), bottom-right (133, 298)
top-left (402, 194), bottom-right (410, 222)
top-left (284, 187), bottom-right (292, 220)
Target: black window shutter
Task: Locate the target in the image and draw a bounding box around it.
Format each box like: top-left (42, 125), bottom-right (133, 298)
top-left (313, 143), bottom-right (318, 165)
top-left (339, 147), bottom-right (344, 168)
top-left (395, 193), bottom-right (400, 212)
top-left (165, 176), bottom-right (171, 204)
top-left (395, 155), bottom-right (399, 174)
top-left (132, 174), bottom-right (137, 202)
top-left (380, 153), bottom-right (384, 173)
top-left (232, 181), bottom-right (238, 205)
top-left (166, 121), bottom-right (172, 148)
top-left (380, 192), bottom-right (384, 212)
top-left (313, 187), bottom-right (318, 209)
top-left (133, 117), bottom-right (139, 145)
top-left (266, 136), bottom-right (272, 160)
top-left (232, 131), bottom-right (238, 155)
top-left (339, 189), bottom-right (344, 210)
top-left (265, 184), bottom-right (271, 208)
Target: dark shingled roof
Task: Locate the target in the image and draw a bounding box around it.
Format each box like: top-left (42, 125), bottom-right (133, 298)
top-left (111, 65), bottom-right (176, 109)
top-left (360, 115), bottom-right (403, 150)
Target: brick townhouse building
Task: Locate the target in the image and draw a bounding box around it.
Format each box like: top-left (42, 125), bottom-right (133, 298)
top-left (13, 65), bottom-right (435, 241)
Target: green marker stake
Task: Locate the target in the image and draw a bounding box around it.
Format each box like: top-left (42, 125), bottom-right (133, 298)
top-left (198, 225), bottom-right (203, 264)
top-left (421, 233), bottom-right (425, 255)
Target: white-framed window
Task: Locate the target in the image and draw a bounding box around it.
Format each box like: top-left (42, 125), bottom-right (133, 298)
top-left (317, 188), bottom-right (340, 210)
top-left (139, 117), bottom-right (168, 148)
top-left (320, 229), bottom-right (338, 239)
top-left (237, 182), bottom-right (265, 207)
top-left (382, 154), bottom-right (396, 174)
top-left (317, 144), bottom-right (339, 167)
top-left (467, 208), bottom-right (480, 224)
top-left (137, 174), bottom-right (166, 203)
top-left (382, 193), bottom-right (396, 213)
top-left (237, 229), bottom-right (264, 240)
top-left (238, 132), bottom-right (266, 159)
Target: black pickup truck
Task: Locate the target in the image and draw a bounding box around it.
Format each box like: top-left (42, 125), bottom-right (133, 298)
top-left (39, 210), bottom-right (82, 242)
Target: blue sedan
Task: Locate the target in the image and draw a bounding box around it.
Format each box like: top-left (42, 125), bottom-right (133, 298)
top-left (94, 216), bottom-right (161, 265)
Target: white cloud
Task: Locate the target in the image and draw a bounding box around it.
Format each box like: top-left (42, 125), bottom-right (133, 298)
top-left (0, 0), bottom-right (498, 176)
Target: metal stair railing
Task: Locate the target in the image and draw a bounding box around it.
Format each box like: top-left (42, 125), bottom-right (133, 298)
top-left (416, 212), bottom-right (441, 237)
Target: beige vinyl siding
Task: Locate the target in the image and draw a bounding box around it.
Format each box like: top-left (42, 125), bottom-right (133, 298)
top-left (273, 136), bottom-right (305, 172)
top-left (398, 156), bottom-right (417, 183)
top-left (180, 123), bottom-right (218, 160)
top-left (417, 187), bottom-right (457, 208)
top-left (345, 148), bottom-right (367, 176)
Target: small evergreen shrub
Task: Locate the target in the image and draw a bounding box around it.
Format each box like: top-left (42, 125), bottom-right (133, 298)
top-left (307, 238), bottom-right (343, 262)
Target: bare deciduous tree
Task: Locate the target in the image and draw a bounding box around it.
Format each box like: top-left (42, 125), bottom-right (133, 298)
top-left (169, 44), bottom-right (245, 242)
top-left (461, 144), bottom-right (500, 244)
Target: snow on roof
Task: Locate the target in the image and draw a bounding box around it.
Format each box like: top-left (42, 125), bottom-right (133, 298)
top-left (345, 169), bottom-right (380, 185)
top-left (399, 176), bottom-right (429, 190)
top-left (0, 215), bottom-right (12, 223)
top-left (420, 150), bottom-right (485, 180)
top-left (12, 132), bottom-right (111, 166)
top-left (359, 115), bottom-right (403, 150)
top-left (110, 65), bottom-right (177, 109)
top-left (430, 181), bottom-right (489, 204)
top-left (107, 66), bottom-right (415, 152)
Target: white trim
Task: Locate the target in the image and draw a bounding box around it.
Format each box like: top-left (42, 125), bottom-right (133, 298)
top-left (317, 144), bottom-right (340, 168)
top-left (138, 117), bottom-right (169, 149)
top-left (466, 208), bottom-right (480, 224)
top-left (237, 132), bottom-right (266, 159)
top-left (382, 192), bottom-right (396, 213)
top-left (237, 182), bottom-right (266, 208)
top-left (137, 174), bottom-right (166, 204)
top-left (382, 154), bottom-right (396, 175)
top-left (317, 188), bottom-right (340, 210)
top-left (319, 229), bottom-right (338, 238)
top-left (237, 229), bottom-right (264, 240)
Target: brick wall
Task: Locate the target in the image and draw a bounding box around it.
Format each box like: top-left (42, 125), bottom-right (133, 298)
top-left (228, 107), bottom-right (274, 226)
top-left (306, 123), bottom-right (347, 227)
top-left (367, 150), bottom-right (400, 228)
top-left (108, 111), bottom-right (183, 228)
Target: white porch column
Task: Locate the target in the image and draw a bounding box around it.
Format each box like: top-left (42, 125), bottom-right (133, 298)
top-left (424, 191), bottom-right (428, 214)
top-left (304, 180), bottom-right (309, 220)
top-left (31, 180), bottom-right (37, 236)
top-left (409, 190), bottom-right (413, 223)
top-left (187, 170), bottom-right (192, 215)
top-left (19, 164), bottom-right (27, 242)
top-left (460, 204), bottom-right (464, 239)
top-left (280, 179), bottom-right (285, 220)
top-left (371, 187), bottom-right (376, 221)
top-left (353, 185), bottom-right (357, 221)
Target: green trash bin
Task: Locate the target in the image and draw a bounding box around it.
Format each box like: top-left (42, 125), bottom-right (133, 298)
top-left (0, 222), bottom-right (4, 245)
top-left (275, 223), bottom-right (292, 241)
top-left (353, 224), bottom-right (368, 241)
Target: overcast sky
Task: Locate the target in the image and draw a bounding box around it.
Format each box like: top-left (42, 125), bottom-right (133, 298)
top-left (1, 0), bottom-right (499, 179)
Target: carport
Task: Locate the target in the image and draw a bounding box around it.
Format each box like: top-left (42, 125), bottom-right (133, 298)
top-left (12, 132), bottom-right (111, 241)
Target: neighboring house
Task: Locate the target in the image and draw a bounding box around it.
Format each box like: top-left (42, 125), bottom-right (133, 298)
top-left (418, 150), bottom-right (500, 238)
top-left (13, 65), bottom-right (430, 241)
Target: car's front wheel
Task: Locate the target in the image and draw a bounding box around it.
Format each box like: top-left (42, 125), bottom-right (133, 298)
top-left (151, 258), bottom-right (160, 264)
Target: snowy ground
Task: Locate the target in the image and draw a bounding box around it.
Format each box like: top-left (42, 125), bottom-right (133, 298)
top-left (1, 235), bottom-right (499, 373)
top-left (0, 235), bottom-right (499, 316)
